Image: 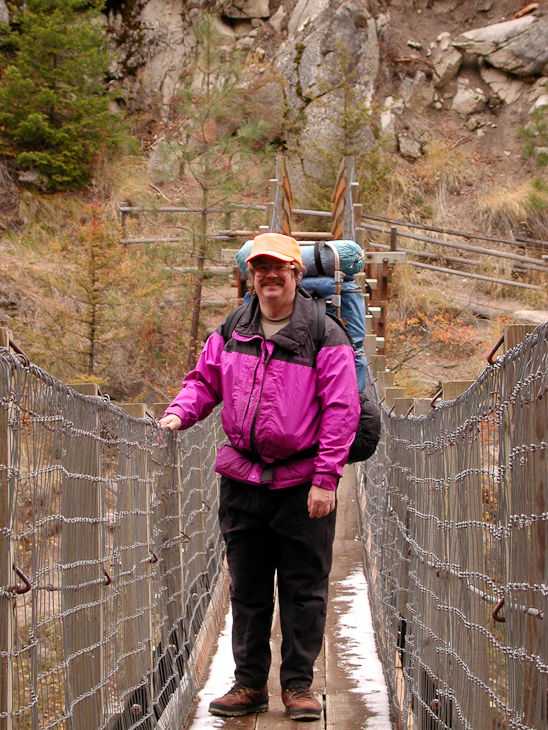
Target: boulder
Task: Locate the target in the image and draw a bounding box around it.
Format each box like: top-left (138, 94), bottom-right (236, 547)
top-left (401, 70), bottom-right (435, 111)
top-left (299, 94), bottom-right (375, 178)
top-left (18, 169), bottom-right (42, 185)
top-left (429, 32), bottom-right (462, 88)
top-left (269, 4), bottom-right (287, 33)
top-left (380, 108), bottom-right (397, 151)
top-left (451, 80), bottom-right (486, 116)
top-left (453, 15), bottom-right (548, 76)
top-left (398, 133), bottom-right (422, 159)
top-left (479, 60), bottom-right (525, 104)
top-left (530, 94), bottom-right (548, 114)
top-left (223, 0), bottom-right (270, 20)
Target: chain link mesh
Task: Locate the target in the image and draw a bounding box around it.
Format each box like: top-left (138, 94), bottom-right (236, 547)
top-left (356, 321), bottom-right (548, 730)
top-left (0, 349), bottom-right (227, 730)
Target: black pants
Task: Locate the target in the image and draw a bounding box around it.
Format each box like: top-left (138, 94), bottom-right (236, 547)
top-left (219, 478), bottom-right (337, 690)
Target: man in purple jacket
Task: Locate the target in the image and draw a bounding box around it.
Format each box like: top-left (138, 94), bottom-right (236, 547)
top-left (159, 232), bottom-right (360, 721)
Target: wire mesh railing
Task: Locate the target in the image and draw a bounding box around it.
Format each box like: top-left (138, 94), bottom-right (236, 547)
top-left (3, 318), bottom-right (548, 730)
top-left (0, 348), bottom-right (228, 730)
top-left (356, 321), bottom-right (548, 730)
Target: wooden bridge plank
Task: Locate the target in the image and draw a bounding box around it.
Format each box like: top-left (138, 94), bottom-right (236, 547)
top-left (324, 469), bottom-right (379, 730)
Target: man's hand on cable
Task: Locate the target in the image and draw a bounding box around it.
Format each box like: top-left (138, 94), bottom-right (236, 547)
top-left (159, 414), bottom-right (182, 431)
top-left (307, 485), bottom-right (335, 519)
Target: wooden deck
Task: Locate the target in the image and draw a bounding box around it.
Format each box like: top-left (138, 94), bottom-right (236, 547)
top-left (186, 468), bottom-right (393, 729)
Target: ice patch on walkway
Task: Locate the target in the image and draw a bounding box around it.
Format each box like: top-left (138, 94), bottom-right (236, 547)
top-left (333, 569), bottom-right (393, 729)
top-left (189, 607), bottom-right (235, 729)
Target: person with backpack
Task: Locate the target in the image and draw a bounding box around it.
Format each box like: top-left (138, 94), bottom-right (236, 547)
top-left (159, 232), bottom-right (360, 721)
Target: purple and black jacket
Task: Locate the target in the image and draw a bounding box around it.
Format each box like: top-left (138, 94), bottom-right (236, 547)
top-left (164, 288), bottom-right (360, 491)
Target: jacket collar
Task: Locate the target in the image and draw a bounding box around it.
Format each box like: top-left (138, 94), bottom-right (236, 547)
top-left (236, 288), bottom-right (315, 353)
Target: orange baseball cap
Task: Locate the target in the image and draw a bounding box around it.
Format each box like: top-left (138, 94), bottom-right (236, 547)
top-left (245, 233), bottom-right (302, 266)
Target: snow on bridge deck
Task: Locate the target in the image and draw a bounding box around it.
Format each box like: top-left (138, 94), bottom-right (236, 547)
top-left (185, 468), bottom-right (393, 730)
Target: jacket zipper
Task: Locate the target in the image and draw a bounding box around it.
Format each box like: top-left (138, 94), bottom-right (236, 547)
top-left (249, 340), bottom-right (270, 454)
top-left (236, 334), bottom-right (263, 450)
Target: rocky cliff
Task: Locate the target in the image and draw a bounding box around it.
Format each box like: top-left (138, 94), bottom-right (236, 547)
top-left (100, 0), bottom-right (546, 230)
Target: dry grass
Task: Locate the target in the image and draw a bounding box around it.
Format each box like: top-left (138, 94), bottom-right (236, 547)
top-left (386, 262), bottom-right (503, 396)
top-left (478, 180), bottom-right (532, 235)
top-left (390, 262), bottom-right (456, 320)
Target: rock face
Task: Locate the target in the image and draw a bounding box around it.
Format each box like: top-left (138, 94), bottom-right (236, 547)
top-left (0, 0), bottom-right (8, 25)
top-left (96, 0), bottom-right (548, 192)
top-left (273, 0), bottom-right (379, 181)
top-left (276, 1), bottom-right (378, 106)
top-left (453, 15), bottom-right (548, 76)
top-left (287, 0), bottom-right (331, 39)
top-left (129, 0), bottom-right (194, 112)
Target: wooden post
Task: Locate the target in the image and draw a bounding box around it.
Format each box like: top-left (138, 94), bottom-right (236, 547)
top-left (363, 334), bottom-right (378, 362)
top-left (442, 381), bottom-right (474, 401)
top-left (368, 355), bottom-right (386, 377)
top-left (385, 387), bottom-right (405, 409)
top-left (61, 383), bottom-right (104, 730)
top-left (115, 405), bottom-right (154, 722)
top-left (120, 201), bottom-right (128, 229)
top-left (394, 397), bottom-right (413, 416)
top-left (376, 370), bottom-right (394, 393)
top-left (118, 403), bottom-right (147, 419)
top-left (413, 398), bottom-right (432, 416)
top-left (353, 202), bottom-right (362, 232)
top-left (153, 404), bottom-right (184, 656)
top-left (266, 202), bottom-right (275, 228)
top-left (276, 156), bottom-right (294, 236)
top-left (503, 324), bottom-right (537, 353)
top-left (390, 226), bottom-right (398, 251)
top-left (0, 328), bottom-right (13, 730)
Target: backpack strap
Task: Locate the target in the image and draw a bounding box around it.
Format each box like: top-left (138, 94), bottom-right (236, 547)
top-left (221, 303), bottom-right (248, 343)
top-left (311, 297), bottom-right (326, 352)
top-left (313, 241), bottom-right (327, 276)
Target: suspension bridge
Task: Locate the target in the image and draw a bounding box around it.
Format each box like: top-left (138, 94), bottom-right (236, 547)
top-left (1, 157), bottom-right (548, 730)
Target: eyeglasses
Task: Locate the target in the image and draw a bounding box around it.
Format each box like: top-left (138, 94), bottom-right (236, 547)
top-left (253, 263), bottom-right (295, 277)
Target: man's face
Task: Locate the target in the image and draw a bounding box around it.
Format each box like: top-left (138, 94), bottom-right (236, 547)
top-left (252, 255), bottom-right (298, 312)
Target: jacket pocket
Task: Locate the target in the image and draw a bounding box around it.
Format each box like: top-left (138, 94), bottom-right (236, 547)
top-left (214, 444), bottom-right (267, 486)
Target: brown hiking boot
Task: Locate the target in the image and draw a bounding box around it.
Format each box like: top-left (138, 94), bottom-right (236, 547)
top-left (209, 683), bottom-right (269, 717)
top-left (282, 687), bottom-right (322, 721)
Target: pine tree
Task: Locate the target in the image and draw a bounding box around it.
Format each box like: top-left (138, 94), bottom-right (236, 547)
top-left (0, 0), bottom-right (120, 191)
top-left (39, 203), bottom-right (123, 378)
top-left (177, 13), bottom-right (274, 370)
